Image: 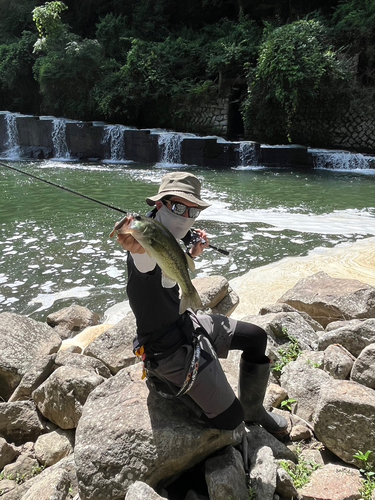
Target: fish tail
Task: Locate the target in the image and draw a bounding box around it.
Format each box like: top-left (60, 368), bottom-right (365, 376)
top-left (179, 288), bottom-right (203, 314)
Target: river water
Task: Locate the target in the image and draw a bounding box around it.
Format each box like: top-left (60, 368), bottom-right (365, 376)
top-left (1, 160), bottom-right (375, 321)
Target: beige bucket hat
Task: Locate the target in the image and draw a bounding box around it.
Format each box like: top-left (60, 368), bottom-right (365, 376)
top-left (146, 172), bottom-right (211, 209)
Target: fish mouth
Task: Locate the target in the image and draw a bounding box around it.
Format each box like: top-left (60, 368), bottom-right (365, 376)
top-left (109, 214), bottom-right (134, 237)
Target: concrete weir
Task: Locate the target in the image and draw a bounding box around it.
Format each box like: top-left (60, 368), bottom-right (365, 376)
top-left (0, 111), bottom-right (311, 168)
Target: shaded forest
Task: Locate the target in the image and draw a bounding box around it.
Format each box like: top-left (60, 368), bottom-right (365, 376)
top-left (1, 0), bottom-right (375, 141)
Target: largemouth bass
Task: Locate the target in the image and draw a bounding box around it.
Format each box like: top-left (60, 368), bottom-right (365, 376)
top-left (110, 214), bottom-right (203, 314)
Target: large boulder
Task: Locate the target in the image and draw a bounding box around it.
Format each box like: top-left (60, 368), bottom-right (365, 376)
top-left (317, 318), bottom-right (375, 357)
top-left (34, 428), bottom-right (75, 466)
top-left (278, 272), bottom-right (375, 327)
top-left (54, 351), bottom-right (112, 379)
top-left (8, 354), bottom-right (56, 402)
top-left (279, 352), bottom-right (332, 422)
top-left (75, 364), bottom-right (243, 500)
top-left (313, 379), bottom-right (375, 468)
top-left (0, 455), bottom-right (78, 500)
top-left (0, 401), bottom-right (45, 445)
top-left (84, 313), bottom-right (138, 374)
top-left (0, 312), bottom-right (62, 400)
top-left (33, 366), bottom-right (104, 429)
top-left (240, 311), bottom-right (320, 362)
top-left (298, 463), bottom-right (363, 500)
top-left (322, 344), bottom-right (355, 380)
top-left (205, 446), bottom-right (248, 500)
top-left (46, 304), bottom-right (101, 339)
top-left (350, 343), bottom-right (375, 389)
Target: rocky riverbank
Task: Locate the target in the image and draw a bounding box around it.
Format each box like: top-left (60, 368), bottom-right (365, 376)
top-left (1, 257), bottom-right (375, 499)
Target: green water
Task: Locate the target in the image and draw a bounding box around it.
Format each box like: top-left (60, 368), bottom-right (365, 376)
top-left (1, 160), bottom-right (374, 321)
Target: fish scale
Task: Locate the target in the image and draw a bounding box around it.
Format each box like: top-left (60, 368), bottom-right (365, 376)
top-left (111, 214), bottom-right (203, 314)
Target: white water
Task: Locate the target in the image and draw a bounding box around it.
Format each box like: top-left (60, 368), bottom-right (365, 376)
top-left (52, 119), bottom-right (70, 159)
top-left (157, 132), bottom-right (184, 165)
top-left (237, 141), bottom-right (257, 167)
top-left (201, 201), bottom-right (375, 236)
top-left (311, 149), bottom-right (375, 171)
top-left (102, 125), bottom-right (128, 163)
top-left (2, 113), bottom-right (21, 159)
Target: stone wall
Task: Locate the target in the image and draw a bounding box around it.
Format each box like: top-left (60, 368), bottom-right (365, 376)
top-left (246, 97), bottom-right (375, 154)
top-left (0, 112), bottom-right (257, 168)
top-left (172, 96), bottom-right (230, 137)
top-left (1, 111), bottom-right (373, 169)
top-left (331, 105), bottom-right (375, 152)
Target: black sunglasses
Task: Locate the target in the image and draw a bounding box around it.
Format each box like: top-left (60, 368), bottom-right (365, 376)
top-left (163, 200), bottom-right (201, 218)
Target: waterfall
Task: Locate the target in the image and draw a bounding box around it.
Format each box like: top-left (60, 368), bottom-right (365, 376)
top-left (311, 150), bottom-right (375, 170)
top-left (52, 119), bottom-right (70, 159)
top-left (102, 125), bottom-right (126, 162)
top-left (3, 113), bottom-right (21, 159)
top-left (158, 132), bottom-right (183, 164)
top-left (237, 142), bottom-right (257, 166)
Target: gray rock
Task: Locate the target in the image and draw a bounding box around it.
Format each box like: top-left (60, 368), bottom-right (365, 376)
top-left (125, 481), bottom-right (165, 499)
top-left (193, 276), bottom-right (229, 309)
top-left (33, 366), bottom-right (104, 429)
top-left (278, 271), bottom-right (375, 327)
top-left (0, 312), bottom-right (61, 400)
top-left (289, 424), bottom-right (313, 442)
top-left (325, 319), bottom-right (362, 332)
top-left (0, 401), bottom-right (45, 446)
top-left (0, 438), bottom-right (19, 470)
top-left (259, 303), bottom-right (323, 332)
top-left (0, 455), bottom-right (78, 500)
top-left (211, 288), bottom-right (239, 317)
top-left (75, 364), bottom-right (243, 500)
top-left (84, 314), bottom-right (138, 374)
top-left (280, 352), bottom-right (332, 422)
top-left (241, 311), bottom-right (319, 351)
top-left (249, 446), bottom-right (277, 500)
top-left (46, 304), bottom-right (100, 340)
top-left (0, 479), bottom-right (17, 497)
top-left (264, 383), bottom-right (288, 411)
top-left (205, 446), bottom-right (248, 500)
top-left (298, 463), bottom-right (363, 500)
top-left (34, 428), bottom-right (75, 466)
top-left (20, 468), bottom-right (71, 500)
top-left (245, 426), bottom-right (297, 463)
top-left (318, 318), bottom-right (375, 357)
top-left (313, 379), bottom-right (375, 468)
top-left (323, 344), bottom-right (355, 380)
top-left (275, 467), bottom-right (298, 498)
top-left (55, 351), bottom-right (112, 379)
top-left (3, 455), bottom-right (40, 482)
top-left (8, 354), bottom-right (57, 402)
top-left (351, 343), bottom-right (375, 389)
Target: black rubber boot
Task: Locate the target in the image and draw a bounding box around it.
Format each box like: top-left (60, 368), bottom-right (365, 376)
top-left (238, 355), bottom-right (288, 436)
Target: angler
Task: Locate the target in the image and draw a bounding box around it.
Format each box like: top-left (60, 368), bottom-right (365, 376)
top-left (115, 171), bottom-right (288, 436)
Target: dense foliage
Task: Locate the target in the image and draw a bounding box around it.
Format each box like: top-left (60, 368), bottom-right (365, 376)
top-left (243, 19), bottom-right (351, 140)
top-left (0, 0), bottom-right (373, 141)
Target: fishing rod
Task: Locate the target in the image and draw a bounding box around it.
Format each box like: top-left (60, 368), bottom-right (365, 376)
top-left (0, 161), bottom-right (127, 215)
top-left (0, 161), bottom-right (229, 255)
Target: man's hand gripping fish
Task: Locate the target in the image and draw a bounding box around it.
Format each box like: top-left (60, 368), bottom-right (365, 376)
top-left (110, 214), bottom-right (203, 314)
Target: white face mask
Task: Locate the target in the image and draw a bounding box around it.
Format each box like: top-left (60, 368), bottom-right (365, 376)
top-left (155, 204), bottom-right (196, 240)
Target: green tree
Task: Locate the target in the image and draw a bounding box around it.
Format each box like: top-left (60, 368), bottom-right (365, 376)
top-left (242, 19), bottom-right (351, 142)
top-left (32, 1), bottom-right (68, 51)
top-left (32, 2), bottom-right (104, 118)
top-left (0, 31), bottom-right (39, 112)
top-left (0, 0), bottom-right (39, 44)
top-left (332, 0), bottom-right (375, 84)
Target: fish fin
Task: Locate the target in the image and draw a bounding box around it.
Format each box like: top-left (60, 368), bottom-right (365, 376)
top-left (185, 252), bottom-right (196, 272)
top-left (179, 287), bottom-right (203, 314)
top-left (161, 271), bottom-right (177, 289)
